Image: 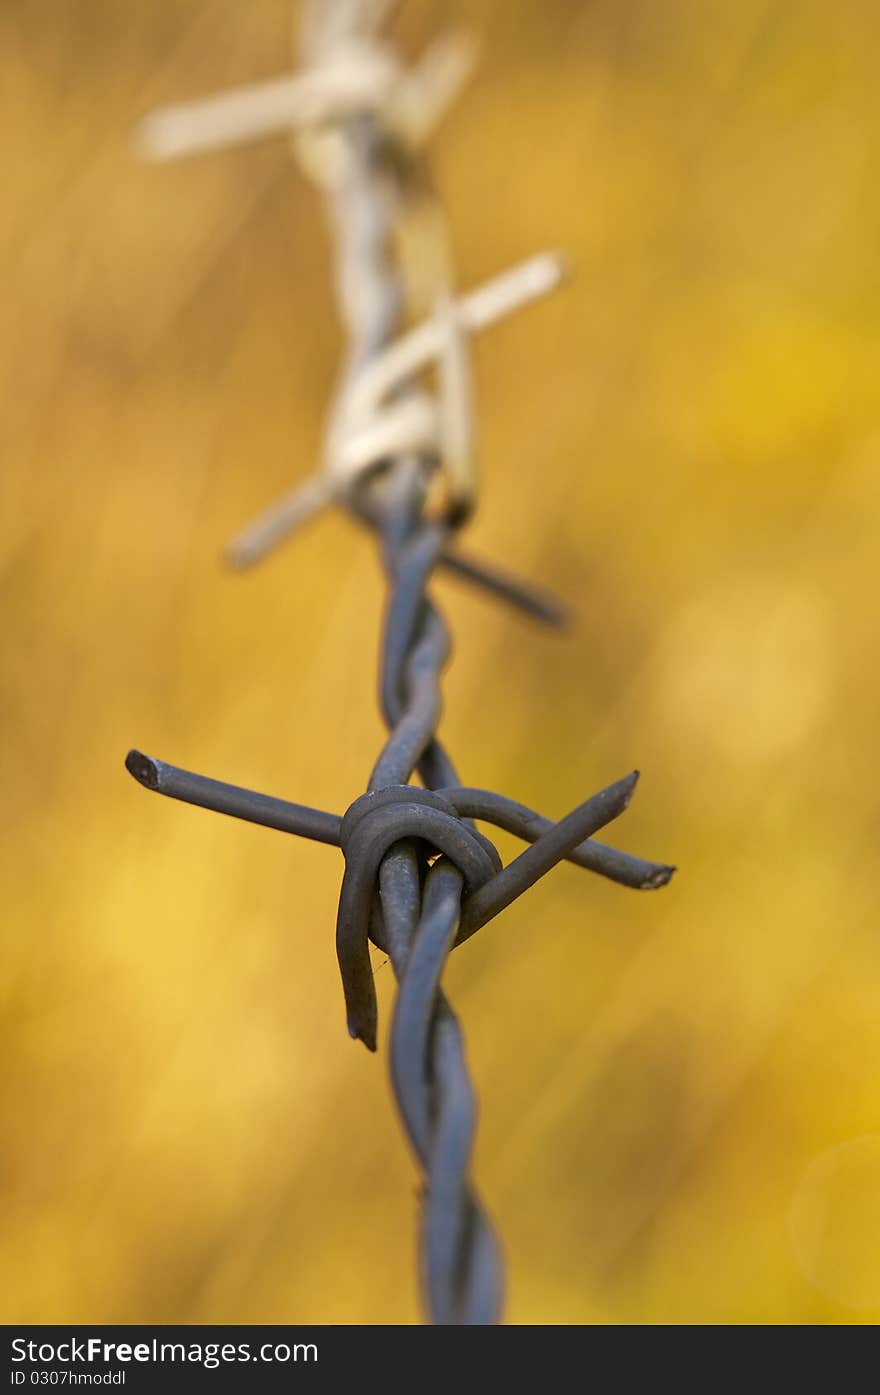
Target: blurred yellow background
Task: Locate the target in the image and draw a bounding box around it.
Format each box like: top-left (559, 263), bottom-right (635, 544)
top-left (2, 0), bottom-right (879, 1325)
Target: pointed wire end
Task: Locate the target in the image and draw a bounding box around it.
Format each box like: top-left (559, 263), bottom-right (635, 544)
top-left (437, 550), bottom-right (571, 628)
top-left (514, 249), bottom-right (574, 308)
top-left (222, 479), bottom-right (334, 573)
top-left (551, 248), bottom-right (576, 286)
top-left (406, 29), bottom-right (481, 143)
top-left (617, 769), bottom-right (640, 811)
top-left (125, 749), bottom-right (160, 791)
top-left (642, 864), bottom-right (676, 889)
top-left (133, 112), bottom-right (185, 164)
top-left (223, 538), bottom-right (261, 572)
top-left (527, 249), bottom-right (574, 301)
top-left (535, 592), bottom-right (571, 628)
top-left (571, 769), bottom-right (639, 830)
top-left (449, 29), bottom-right (481, 79)
top-left (222, 514), bottom-right (290, 571)
top-left (348, 1018), bottom-right (378, 1053)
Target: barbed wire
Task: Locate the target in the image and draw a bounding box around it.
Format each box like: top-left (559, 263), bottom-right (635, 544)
top-left (126, 0), bottom-right (673, 1325)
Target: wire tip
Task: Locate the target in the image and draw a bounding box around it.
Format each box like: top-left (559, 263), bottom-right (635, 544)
top-left (133, 115), bottom-right (175, 163)
top-left (349, 1021), bottom-right (378, 1052)
top-left (125, 750), bottom-right (160, 791)
top-left (646, 864), bottom-right (676, 888)
top-left (222, 543), bottom-right (254, 572)
top-left (551, 249), bottom-right (576, 284)
top-left (604, 770), bottom-right (639, 814)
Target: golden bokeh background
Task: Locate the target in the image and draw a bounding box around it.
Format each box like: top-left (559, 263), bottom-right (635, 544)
top-left (3, 0), bottom-right (879, 1325)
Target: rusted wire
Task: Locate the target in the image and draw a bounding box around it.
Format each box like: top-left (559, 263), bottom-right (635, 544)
top-left (127, 1), bottom-right (674, 1325)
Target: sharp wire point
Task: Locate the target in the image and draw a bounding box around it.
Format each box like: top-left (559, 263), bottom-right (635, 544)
top-left (125, 749), bottom-right (160, 791)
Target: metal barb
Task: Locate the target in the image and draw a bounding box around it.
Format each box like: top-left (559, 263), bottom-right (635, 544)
top-left (127, 0), bottom-right (674, 1326)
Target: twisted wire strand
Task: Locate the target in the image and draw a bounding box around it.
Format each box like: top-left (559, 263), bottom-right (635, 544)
top-left (126, 0), bottom-right (675, 1325)
top-left (369, 467), bottom-right (504, 1321)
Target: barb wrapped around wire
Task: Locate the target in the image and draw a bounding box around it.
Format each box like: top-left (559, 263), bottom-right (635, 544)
top-left (127, 0), bottom-right (674, 1324)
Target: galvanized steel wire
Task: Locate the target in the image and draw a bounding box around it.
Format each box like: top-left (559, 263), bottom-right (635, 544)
top-left (127, 0), bottom-right (673, 1325)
